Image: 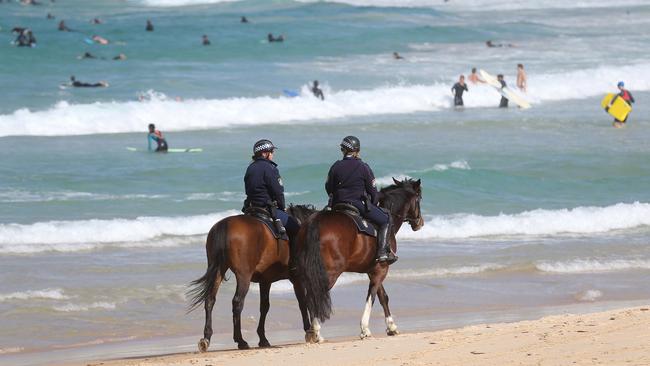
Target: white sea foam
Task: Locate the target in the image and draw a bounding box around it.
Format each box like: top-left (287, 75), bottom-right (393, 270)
top-left (537, 259), bottom-right (650, 273)
top-left (398, 202), bottom-right (650, 240)
top-left (0, 190), bottom-right (167, 203)
top-left (53, 302), bottom-right (117, 312)
top-left (390, 264), bottom-right (504, 279)
top-left (0, 347), bottom-right (24, 355)
top-left (0, 288), bottom-right (69, 302)
top-left (376, 160), bottom-right (470, 186)
top-left (296, 0), bottom-right (650, 11)
top-left (575, 290), bottom-right (603, 302)
top-left (1, 62), bottom-right (648, 137)
top-left (0, 210), bottom-right (238, 254)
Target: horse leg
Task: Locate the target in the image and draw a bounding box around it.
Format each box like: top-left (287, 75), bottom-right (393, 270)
top-left (290, 277), bottom-right (312, 341)
top-left (360, 271), bottom-right (387, 339)
top-left (257, 281), bottom-right (272, 348)
top-left (232, 275), bottom-right (251, 350)
top-left (377, 284), bottom-right (399, 336)
top-left (198, 273), bottom-right (223, 352)
top-left (306, 316), bottom-right (324, 343)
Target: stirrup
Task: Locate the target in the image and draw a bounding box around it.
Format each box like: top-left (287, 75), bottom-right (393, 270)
top-left (376, 252), bottom-right (398, 265)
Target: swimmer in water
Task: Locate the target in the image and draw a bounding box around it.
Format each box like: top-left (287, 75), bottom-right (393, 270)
top-left (91, 35), bottom-right (109, 44)
top-left (69, 76), bottom-right (108, 88)
top-left (311, 80), bottom-right (325, 101)
top-left (393, 52), bottom-right (404, 60)
top-left (202, 34), bottom-right (211, 46)
top-left (58, 20), bottom-right (71, 31)
top-left (146, 19), bottom-right (154, 32)
top-left (241, 16), bottom-right (249, 23)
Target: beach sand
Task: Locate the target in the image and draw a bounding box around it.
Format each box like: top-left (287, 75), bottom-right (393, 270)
top-left (78, 306), bottom-right (650, 366)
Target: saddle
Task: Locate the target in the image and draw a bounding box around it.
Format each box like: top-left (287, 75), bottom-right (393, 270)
top-left (242, 206), bottom-right (289, 241)
top-left (331, 203), bottom-right (377, 237)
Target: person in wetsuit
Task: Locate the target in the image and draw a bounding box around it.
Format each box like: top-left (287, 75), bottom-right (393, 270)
top-left (243, 139), bottom-right (300, 238)
top-left (326, 136), bottom-right (396, 264)
top-left (451, 75), bottom-right (468, 107)
top-left (146, 19), bottom-right (154, 32)
top-left (202, 35), bottom-right (211, 46)
top-left (497, 74), bottom-right (508, 108)
top-left (311, 80), bottom-right (324, 100)
top-left (14, 28), bottom-right (36, 47)
top-left (612, 81), bottom-right (635, 126)
top-left (147, 123), bottom-right (168, 152)
top-left (70, 76), bottom-right (107, 87)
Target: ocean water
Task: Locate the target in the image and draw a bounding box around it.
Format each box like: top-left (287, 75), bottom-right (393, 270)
top-left (1, 0), bottom-right (650, 364)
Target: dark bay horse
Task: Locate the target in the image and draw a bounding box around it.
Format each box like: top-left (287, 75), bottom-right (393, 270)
top-left (188, 204), bottom-right (316, 351)
top-left (294, 178), bottom-right (424, 342)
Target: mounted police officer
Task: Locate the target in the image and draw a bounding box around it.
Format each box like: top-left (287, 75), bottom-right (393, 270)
top-left (244, 139), bottom-right (300, 238)
top-left (325, 136), bottom-right (396, 264)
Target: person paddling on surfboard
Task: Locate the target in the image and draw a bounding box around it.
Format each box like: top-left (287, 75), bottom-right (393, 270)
top-left (497, 74), bottom-right (508, 108)
top-left (611, 81), bottom-right (635, 127)
top-left (69, 76), bottom-right (108, 88)
top-left (451, 75), bottom-right (468, 107)
top-left (148, 123), bottom-right (168, 152)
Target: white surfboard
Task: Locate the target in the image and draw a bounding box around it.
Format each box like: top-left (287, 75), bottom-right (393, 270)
top-left (479, 69), bottom-right (531, 109)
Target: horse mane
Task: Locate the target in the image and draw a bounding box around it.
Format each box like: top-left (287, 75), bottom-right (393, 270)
top-left (288, 203), bottom-right (319, 223)
top-left (378, 178), bottom-right (420, 209)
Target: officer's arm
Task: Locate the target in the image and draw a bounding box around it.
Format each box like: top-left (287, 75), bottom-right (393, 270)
top-left (266, 167), bottom-right (286, 210)
top-left (325, 165), bottom-right (334, 195)
top-left (364, 164), bottom-right (379, 205)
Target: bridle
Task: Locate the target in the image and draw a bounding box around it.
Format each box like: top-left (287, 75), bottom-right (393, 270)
top-left (393, 193), bottom-right (422, 226)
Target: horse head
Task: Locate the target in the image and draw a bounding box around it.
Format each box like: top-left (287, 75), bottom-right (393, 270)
top-left (380, 177), bottom-right (424, 231)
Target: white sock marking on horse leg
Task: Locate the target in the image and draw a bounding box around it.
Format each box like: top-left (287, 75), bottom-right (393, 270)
top-left (311, 318), bottom-right (324, 343)
top-left (360, 296), bottom-right (373, 338)
top-left (385, 316), bottom-right (398, 332)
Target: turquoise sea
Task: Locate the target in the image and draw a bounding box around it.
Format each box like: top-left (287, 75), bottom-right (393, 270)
top-left (1, 0), bottom-right (650, 364)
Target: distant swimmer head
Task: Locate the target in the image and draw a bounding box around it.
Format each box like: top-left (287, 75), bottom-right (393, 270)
top-left (313, 80), bottom-right (319, 86)
top-left (617, 81), bottom-right (625, 88)
top-left (340, 135), bottom-right (361, 154)
top-left (70, 75), bottom-right (76, 81)
top-left (148, 123), bottom-right (155, 132)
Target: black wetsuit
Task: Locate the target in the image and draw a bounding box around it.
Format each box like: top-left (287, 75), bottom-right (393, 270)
top-left (499, 80), bottom-right (509, 108)
top-left (311, 86), bottom-right (324, 100)
top-left (452, 82), bottom-right (468, 106)
top-left (72, 81), bottom-right (103, 88)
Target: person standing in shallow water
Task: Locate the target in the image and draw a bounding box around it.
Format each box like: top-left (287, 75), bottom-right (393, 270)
top-left (451, 75), bottom-right (468, 107)
top-left (202, 35), bottom-right (210, 46)
top-left (146, 19), bottom-right (154, 31)
top-left (497, 74), bottom-right (509, 108)
top-left (147, 123), bottom-right (168, 152)
top-left (311, 80), bottom-right (324, 100)
top-left (516, 64), bottom-right (527, 92)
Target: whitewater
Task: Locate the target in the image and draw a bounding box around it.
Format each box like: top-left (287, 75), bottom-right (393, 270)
top-left (2, 63), bottom-right (649, 137)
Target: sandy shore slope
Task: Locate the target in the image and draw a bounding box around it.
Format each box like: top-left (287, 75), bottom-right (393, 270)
top-left (84, 306), bottom-right (650, 366)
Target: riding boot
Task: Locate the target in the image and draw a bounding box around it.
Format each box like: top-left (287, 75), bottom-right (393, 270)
top-left (376, 220), bottom-right (397, 264)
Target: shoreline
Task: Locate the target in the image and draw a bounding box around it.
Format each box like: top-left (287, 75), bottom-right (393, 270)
top-left (49, 303), bottom-right (650, 366)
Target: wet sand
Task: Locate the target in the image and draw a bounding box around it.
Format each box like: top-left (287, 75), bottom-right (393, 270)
top-left (75, 305), bottom-right (650, 366)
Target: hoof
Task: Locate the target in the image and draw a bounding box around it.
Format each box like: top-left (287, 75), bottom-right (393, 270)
top-left (237, 341), bottom-right (250, 350)
top-left (359, 329), bottom-right (372, 340)
top-left (198, 338), bottom-right (210, 353)
top-left (387, 329), bottom-right (400, 336)
top-left (305, 331), bottom-right (324, 344)
top-left (258, 340), bottom-right (271, 348)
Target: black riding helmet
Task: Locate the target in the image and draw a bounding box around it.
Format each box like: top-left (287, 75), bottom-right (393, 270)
top-left (340, 135), bottom-right (360, 153)
top-left (253, 139), bottom-right (277, 154)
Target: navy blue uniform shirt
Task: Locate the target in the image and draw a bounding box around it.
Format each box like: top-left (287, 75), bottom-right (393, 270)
top-left (244, 157), bottom-right (285, 210)
top-left (326, 156), bottom-right (378, 206)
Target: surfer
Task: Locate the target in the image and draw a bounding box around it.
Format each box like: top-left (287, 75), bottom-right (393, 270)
top-left (91, 35), bottom-right (109, 44)
top-left (241, 16), bottom-right (249, 23)
top-left (113, 53), bottom-right (127, 60)
top-left (497, 74), bottom-right (508, 108)
top-left (146, 19), bottom-right (154, 32)
top-left (267, 33), bottom-right (284, 43)
top-left (58, 20), bottom-right (71, 31)
top-left (611, 81), bottom-right (635, 127)
top-left (451, 75), bottom-right (468, 107)
top-left (516, 64), bottom-right (527, 92)
top-left (47, 13), bottom-right (55, 19)
top-left (14, 28), bottom-right (36, 47)
top-left (468, 68), bottom-right (484, 84)
top-left (69, 76), bottom-right (108, 88)
top-left (202, 35), bottom-right (211, 46)
top-left (148, 124), bottom-right (168, 152)
top-left (91, 18), bottom-right (103, 24)
top-left (393, 52), bottom-right (404, 60)
top-left (79, 52), bottom-right (97, 59)
top-left (311, 80), bottom-right (325, 101)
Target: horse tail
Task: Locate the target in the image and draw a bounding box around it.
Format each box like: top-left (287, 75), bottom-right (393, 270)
top-left (296, 219), bottom-right (332, 322)
top-left (187, 219), bottom-right (229, 312)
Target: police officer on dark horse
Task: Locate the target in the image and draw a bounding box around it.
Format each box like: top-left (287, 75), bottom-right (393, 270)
top-left (295, 136), bottom-right (424, 342)
top-left (326, 135), bottom-right (396, 264)
top-left (188, 139), bottom-right (312, 352)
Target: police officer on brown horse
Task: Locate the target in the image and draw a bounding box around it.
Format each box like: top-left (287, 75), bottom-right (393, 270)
top-left (325, 136), bottom-right (396, 264)
top-left (244, 139), bottom-right (300, 236)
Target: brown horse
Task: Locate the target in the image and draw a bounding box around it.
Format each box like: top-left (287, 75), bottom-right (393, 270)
top-left (294, 178), bottom-right (424, 342)
top-left (188, 204), bottom-right (316, 351)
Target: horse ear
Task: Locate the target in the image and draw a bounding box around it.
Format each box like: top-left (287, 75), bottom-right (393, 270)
top-left (392, 177), bottom-right (401, 185)
top-left (414, 179), bottom-right (421, 188)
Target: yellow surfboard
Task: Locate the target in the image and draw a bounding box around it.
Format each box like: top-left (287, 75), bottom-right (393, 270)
top-left (601, 93), bottom-right (631, 121)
